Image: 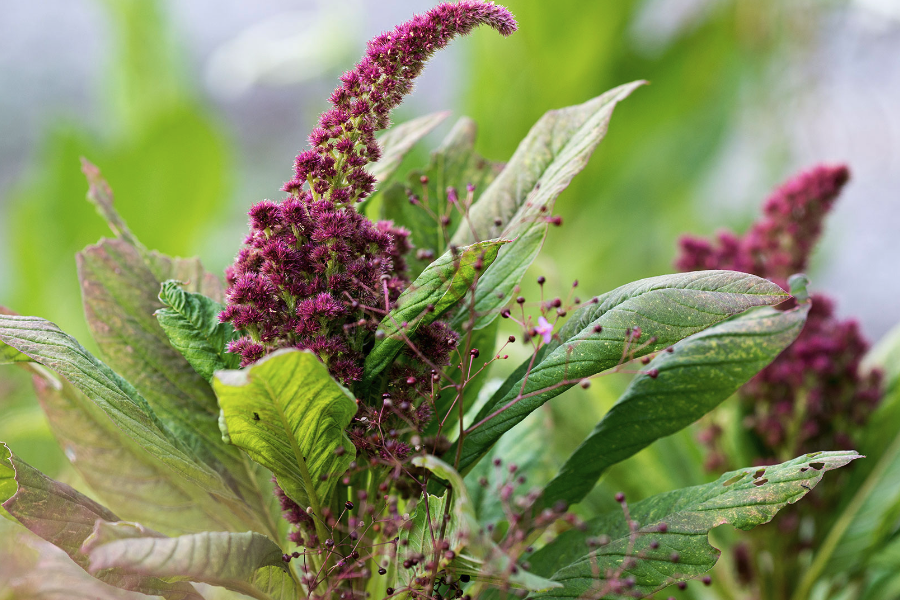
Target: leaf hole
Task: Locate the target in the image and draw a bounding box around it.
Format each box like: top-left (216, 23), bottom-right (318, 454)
top-left (754, 469), bottom-right (766, 479)
top-left (800, 467), bottom-right (809, 472)
top-left (723, 473), bottom-right (747, 487)
top-left (809, 462), bottom-right (825, 471)
top-left (753, 478), bottom-right (769, 487)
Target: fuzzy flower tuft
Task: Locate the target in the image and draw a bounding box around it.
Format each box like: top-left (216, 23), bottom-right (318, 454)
top-left (282, 1), bottom-right (517, 202)
top-left (676, 164), bottom-right (882, 464)
top-left (676, 164), bottom-right (849, 291)
top-left (222, 2), bottom-right (515, 386)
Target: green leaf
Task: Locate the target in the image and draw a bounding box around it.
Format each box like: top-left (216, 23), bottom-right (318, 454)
top-left (363, 239), bottom-right (507, 383)
top-left (0, 308), bottom-right (30, 366)
top-left (0, 341), bottom-right (30, 365)
top-left (397, 493), bottom-right (463, 589)
top-left (155, 280), bottom-right (240, 382)
top-left (1, 443), bottom-right (202, 599)
top-left (78, 240), bottom-right (233, 462)
top-left (83, 525), bottom-right (294, 600)
top-left (0, 315), bottom-right (260, 534)
top-left (466, 407), bottom-right (557, 527)
top-left (449, 270), bottom-right (789, 475)
top-left (368, 111), bottom-right (450, 186)
top-left (213, 349), bottom-right (357, 522)
top-left (538, 303), bottom-right (809, 511)
top-left (528, 451), bottom-right (862, 599)
top-left (381, 117), bottom-right (505, 277)
top-left (450, 82), bottom-right (644, 330)
top-left (413, 455), bottom-right (562, 593)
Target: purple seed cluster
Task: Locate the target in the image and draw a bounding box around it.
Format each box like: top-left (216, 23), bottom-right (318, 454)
top-left (675, 164), bottom-right (882, 465)
top-left (220, 2), bottom-right (517, 385)
top-left (677, 164), bottom-right (849, 290)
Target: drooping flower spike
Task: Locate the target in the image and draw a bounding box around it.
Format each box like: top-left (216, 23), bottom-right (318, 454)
top-left (284, 0), bottom-right (518, 202)
top-left (676, 164), bottom-right (882, 465)
top-left (221, 2), bottom-right (516, 383)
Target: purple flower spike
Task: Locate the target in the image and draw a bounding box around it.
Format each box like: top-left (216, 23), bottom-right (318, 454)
top-left (676, 164), bottom-right (849, 291)
top-left (282, 1), bottom-right (517, 202)
top-left (222, 2), bottom-right (516, 389)
top-left (677, 164), bottom-right (882, 464)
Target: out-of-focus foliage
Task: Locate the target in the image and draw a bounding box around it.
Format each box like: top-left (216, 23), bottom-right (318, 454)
top-left (464, 0), bottom-right (787, 294)
top-left (0, 0), bottom-right (232, 478)
top-left (3, 0), bottom-right (232, 348)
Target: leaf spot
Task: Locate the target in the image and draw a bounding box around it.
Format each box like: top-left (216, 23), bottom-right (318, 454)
top-left (722, 473), bottom-right (747, 487)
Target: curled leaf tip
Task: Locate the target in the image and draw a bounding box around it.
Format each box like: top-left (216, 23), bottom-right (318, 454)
top-left (788, 273), bottom-right (810, 303)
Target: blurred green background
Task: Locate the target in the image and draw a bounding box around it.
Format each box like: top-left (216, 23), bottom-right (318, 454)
top-left (2, 0), bottom-right (899, 597)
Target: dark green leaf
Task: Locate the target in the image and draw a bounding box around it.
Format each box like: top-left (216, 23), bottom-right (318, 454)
top-left (450, 82), bottom-right (644, 330)
top-left (381, 117), bottom-right (505, 277)
top-left (155, 280), bottom-right (240, 382)
top-left (450, 271), bottom-right (789, 475)
top-left (1, 443), bottom-right (202, 599)
top-left (83, 525), bottom-right (294, 600)
top-left (0, 315), bottom-right (263, 534)
top-left (538, 304), bottom-right (808, 511)
top-left (528, 451), bottom-right (862, 599)
top-left (368, 111), bottom-right (450, 186)
top-left (213, 349), bottom-right (357, 526)
top-left (363, 239), bottom-right (507, 383)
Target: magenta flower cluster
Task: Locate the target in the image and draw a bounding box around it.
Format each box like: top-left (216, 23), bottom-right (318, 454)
top-left (676, 164), bottom-right (882, 466)
top-left (220, 2), bottom-right (517, 387)
top-left (677, 164), bottom-right (849, 291)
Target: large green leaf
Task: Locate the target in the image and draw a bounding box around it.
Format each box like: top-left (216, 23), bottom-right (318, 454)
top-left (363, 239), bottom-right (507, 383)
top-left (213, 349), bottom-right (357, 525)
top-left (450, 82), bottom-right (644, 330)
top-left (449, 271), bottom-right (788, 475)
top-left (538, 303), bottom-right (808, 511)
top-left (78, 240), bottom-right (249, 482)
top-left (155, 280), bottom-right (240, 382)
top-left (76, 165), bottom-right (274, 531)
top-left (368, 111), bottom-right (450, 186)
top-left (381, 117), bottom-right (506, 278)
top-left (1, 341), bottom-right (31, 365)
top-left (0, 315), bottom-right (259, 534)
top-left (1, 443), bottom-right (201, 599)
top-left (83, 524), bottom-right (294, 600)
top-left (528, 451), bottom-right (862, 599)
